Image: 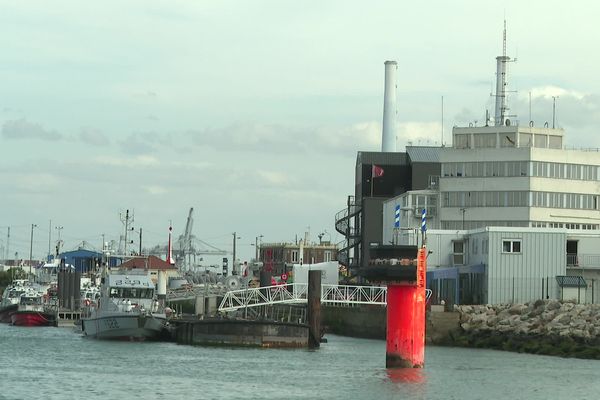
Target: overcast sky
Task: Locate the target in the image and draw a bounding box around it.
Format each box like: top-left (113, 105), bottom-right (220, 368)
top-left (1, 1), bottom-right (600, 262)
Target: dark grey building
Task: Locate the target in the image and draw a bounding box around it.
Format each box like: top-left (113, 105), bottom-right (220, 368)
top-left (335, 146), bottom-right (441, 271)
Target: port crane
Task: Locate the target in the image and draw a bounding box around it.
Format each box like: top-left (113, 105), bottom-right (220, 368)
top-left (176, 207), bottom-right (227, 271)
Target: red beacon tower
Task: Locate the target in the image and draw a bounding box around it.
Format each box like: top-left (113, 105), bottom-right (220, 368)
top-left (361, 214), bottom-right (428, 368)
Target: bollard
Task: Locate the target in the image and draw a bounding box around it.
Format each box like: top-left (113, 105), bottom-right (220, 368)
top-left (307, 270), bottom-right (321, 348)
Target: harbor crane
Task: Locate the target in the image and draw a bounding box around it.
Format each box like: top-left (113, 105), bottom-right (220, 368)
top-left (176, 207), bottom-right (227, 271)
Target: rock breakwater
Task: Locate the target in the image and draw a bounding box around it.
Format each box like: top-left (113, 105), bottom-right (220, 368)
top-left (443, 300), bottom-right (600, 359)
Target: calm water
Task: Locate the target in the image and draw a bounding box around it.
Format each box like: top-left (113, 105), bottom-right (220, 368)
top-left (0, 323), bottom-right (599, 400)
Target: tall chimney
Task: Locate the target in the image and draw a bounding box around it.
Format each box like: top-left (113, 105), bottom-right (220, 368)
top-left (382, 60), bottom-right (398, 152)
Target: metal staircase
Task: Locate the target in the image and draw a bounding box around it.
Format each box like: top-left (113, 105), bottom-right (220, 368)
top-left (335, 195), bottom-right (362, 268)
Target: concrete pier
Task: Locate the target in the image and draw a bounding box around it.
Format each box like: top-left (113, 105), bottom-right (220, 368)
top-left (172, 319), bottom-right (309, 348)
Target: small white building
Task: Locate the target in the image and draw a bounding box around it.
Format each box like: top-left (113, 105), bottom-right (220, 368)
top-left (391, 227), bottom-right (598, 306)
top-left (292, 261), bottom-right (339, 286)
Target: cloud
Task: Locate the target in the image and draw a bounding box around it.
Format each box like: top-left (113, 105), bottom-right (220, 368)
top-left (94, 154), bottom-right (160, 168)
top-left (187, 121), bottom-right (381, 155)
top-left (14, 173), bottom-right (62, 193)
top-left (118, 131), bottom-right (172, 154)
top-left (142, 185), bottom-right (167, 195)
top-left (256, 170), bottom-right (290, 187)
top-left (397, 121), bottom-right (443, 147)
top-left (2, 119), bottom-right (62, 141)
top-left (313, 122), bottom-right (381, 153)
top-left (525, 86), bottom-right (586, 101)
top-left (79, 127), bottom-right (111, 146)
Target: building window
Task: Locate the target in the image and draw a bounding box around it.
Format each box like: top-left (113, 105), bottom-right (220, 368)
top-left (453, 241), bottom-right (464, 265)
top-left (502, 240), bottom-right (521, 254)
top-left (324, 251), bottom-right (332, 262)
top-left (291, 250), bottom-right (299, 263)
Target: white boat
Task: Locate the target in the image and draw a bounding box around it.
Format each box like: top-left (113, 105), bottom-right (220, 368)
top-left (80, 272), bottom-right (167, 340)
top-left (0, 280), bottom-right (39, 323)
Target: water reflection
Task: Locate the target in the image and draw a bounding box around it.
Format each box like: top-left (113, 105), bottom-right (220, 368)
top-left (384, 368), bottom-right (427, 398)
top-left (386, 367), bottom-right (425, 384)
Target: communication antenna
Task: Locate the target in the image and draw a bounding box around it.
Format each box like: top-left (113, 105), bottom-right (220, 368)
top-left (529, 91), bottom-right (532, 124)
top-left (493, 19), bottom-right (517, 126)
top-left (441, 96), bottom-right (444, 147)
top-left (552, 96), bottom-right (559, 129)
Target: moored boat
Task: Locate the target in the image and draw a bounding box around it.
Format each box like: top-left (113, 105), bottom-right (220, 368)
top-left (10, 293), bottom-right (56, 327)
top-left (0, 280), bottom-right (33, 323)
top-left (80, 271), bottom-right (167, 340)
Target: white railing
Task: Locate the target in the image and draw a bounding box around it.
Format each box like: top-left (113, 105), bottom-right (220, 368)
top-left (218, 283), bottom-right (307, 312)
top-left (218, 284), bottom-right (432, 312)
top-left (567, 254), bottom-right (600, 268)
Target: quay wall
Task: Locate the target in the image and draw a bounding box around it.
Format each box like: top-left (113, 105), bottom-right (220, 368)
top-left (322, 305), bottom-right (386, 339)
top-left (322, 305), bottom-right (458, 343)
top-left (173, 319), bottom-right (308, 348)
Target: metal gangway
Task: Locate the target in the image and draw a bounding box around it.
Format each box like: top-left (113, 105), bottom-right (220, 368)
top-left (218, 283), bottom-right (432, 312)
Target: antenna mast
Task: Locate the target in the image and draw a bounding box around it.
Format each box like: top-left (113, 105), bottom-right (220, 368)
top-left (494, 20), bottom-right (510, 126)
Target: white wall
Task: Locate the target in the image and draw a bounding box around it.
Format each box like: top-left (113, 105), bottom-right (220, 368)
top-left (292, 262), bottom-right (339, 286)
top-left (486, 228), bottom-right (566, 304)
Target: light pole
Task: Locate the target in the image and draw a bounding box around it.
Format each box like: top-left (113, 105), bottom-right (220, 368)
top-left (54, 226), bottom-right (64, 257)
top-left (254, 235), bottom-right (263, 261)
top-left (29, 224), bottom-right (37, 276)
top-left (232, 232), bottom-right (241, 275)
top-left (55, 226), bottom-right (63, 242)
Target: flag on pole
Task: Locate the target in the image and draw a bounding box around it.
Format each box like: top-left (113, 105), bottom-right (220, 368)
top-left (372, 164), bottom-right (384, 178)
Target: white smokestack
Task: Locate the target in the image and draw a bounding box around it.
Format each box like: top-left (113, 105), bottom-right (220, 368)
top-left (382, 60), bottom-right (398, 152)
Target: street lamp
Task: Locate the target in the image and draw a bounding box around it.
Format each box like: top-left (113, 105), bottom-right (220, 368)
top-left (55, 226), bottom-right (63, 241)
top-left (254, 235), bottom-right (263, 261)
top-left (232, 232), bottom-right (241, 275)
top-left (29, 224), bottom-right (37, 276)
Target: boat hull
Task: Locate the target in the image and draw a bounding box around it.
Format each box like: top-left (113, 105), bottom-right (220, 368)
top-left (81, 312), bottom-right (166, 340)
top-left (0, 304), bottom-right (18, 323)
top-left (10, 311), bottom-right (56, 327)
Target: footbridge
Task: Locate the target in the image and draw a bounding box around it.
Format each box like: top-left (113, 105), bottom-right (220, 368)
top-left (218, 283), bottom-right (432, 312)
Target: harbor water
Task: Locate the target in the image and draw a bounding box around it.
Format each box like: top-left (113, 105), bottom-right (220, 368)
top-left (1, 323), bottom-right (599, 400)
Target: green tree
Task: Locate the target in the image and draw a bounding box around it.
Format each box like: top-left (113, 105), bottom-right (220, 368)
top-left (0, 267), bottom-right (27, 289)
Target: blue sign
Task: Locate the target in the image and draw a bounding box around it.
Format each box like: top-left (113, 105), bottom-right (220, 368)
top-left (394, 205), bottom-right (400, 228)
top-left (421, 208), bottom-right (427, 232)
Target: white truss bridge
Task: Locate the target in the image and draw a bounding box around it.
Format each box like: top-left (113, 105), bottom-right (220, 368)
top-left (218, 283), bottom-right (432, 312)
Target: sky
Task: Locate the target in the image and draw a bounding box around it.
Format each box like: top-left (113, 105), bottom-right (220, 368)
top-left (1, 0), bottom-right (600, 262)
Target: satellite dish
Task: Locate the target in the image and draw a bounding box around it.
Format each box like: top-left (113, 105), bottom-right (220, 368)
top-left (505, 119), bottom-right (511, 126)
top-left (224, 276), bottom-right (241, 291)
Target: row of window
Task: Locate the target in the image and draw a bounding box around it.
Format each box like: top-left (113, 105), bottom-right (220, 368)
top-left (452, 239), bottom-right (520, 265)
top-left (442, 220), bottom-right (529, 230)
top-left (443, 161), bottom-right (528, 178)
top-left (399, 194), bottom-right (438, 208)
top-left (441, 220), bottom-right (598, 231)
top-left (443, 191), bottom-right (600, 210)
top-left (452, 239), bottom-right (521, 265)
top-left (454, 133), bottom-right (562, 149)
top-left (442, 161), bottom-right (599, 181)
top-left (290, 250), bottom-right (332, 263)
top-left (531, 222), bottom-right (599, 230)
